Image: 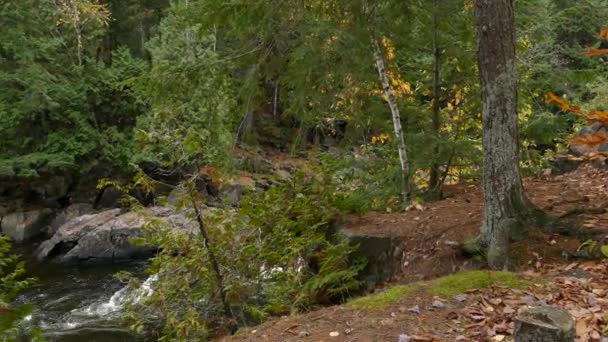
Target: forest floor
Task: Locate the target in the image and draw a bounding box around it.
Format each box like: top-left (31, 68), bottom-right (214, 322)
top-left (221, 164), bottom-right (608, 342)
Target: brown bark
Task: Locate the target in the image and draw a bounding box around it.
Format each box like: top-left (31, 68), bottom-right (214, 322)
top-left (474, 0), bottom-right (533, 269)
top-left (429, 0), bottom-right (442, 197)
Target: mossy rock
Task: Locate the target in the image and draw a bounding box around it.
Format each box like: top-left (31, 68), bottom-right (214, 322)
top-left (429, 270), bottom-right (528, 297)
top-left (349, 284), bottom-right (417, 310)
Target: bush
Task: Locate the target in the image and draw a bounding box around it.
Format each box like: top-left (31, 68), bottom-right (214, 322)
top-left (121, 173), bottom-right (365, 340)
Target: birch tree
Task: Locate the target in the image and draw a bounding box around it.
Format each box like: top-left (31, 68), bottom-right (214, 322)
top-left (364, 0), bottom-right (411, 203)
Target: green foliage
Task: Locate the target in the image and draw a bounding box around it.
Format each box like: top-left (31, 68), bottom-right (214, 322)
top-left (121, 173), bottom-right (365, 339)
top-left (0, 235), bottom-right (36, 340)
top-left (131, 0), bottom-right (238, 170)
top-left (0, 1), bottom-right (148, 179)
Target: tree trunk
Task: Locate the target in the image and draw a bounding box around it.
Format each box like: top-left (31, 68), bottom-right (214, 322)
top-left (189, 191), bottom-right (232, 319)
top-left (363, 0), bottom-right (411, 204)
top-left (474, 0), bottom-right (532, 269)
top-left (429, 0), bottom-right (442, 197)
top-left (371, 37), bottom-right (411, 203)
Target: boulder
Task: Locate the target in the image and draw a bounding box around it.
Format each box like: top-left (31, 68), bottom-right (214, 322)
top-left (46, 203), bottom-right (94, 236)
top-left (549, 154), bottom-right (583, 175)
top-left (514, 306), bottom-right (575, 342)
top-left (36, 207), bottom-right (197, 263)
top-left (94, 186), bottom-right (124, 209)
top-left (577, 122), bottom-right (602, 137)
top-left (1, 209), bottom-right (53, 242)
top-left (220, 184), bottom-right (244, 206)
top-left (340, 228), bottom-right (402, 290)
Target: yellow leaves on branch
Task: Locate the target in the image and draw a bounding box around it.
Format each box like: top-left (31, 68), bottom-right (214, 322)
top-left (371, 134), bottom-right (390, 145)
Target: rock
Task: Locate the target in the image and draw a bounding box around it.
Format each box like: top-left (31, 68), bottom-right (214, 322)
top-left (36, 207), bottom-right (197, 263)
top-left (1, 209), bottom-right (53, 242)
top-left (297, 331), bottom-right (310, 338)
top-left (577, 122), bottom-right (602, 137)
top-left (31, 176), bottom-right (71, 207)
top-left (591, 156), bottom-right (608, 169)
top-left (514, 306), bottom-right (575, 342)
top-left (560, 268), bottom-right (593, 279)
top-left (275, 169), bottom-right (292, 181)
top-left (219, 184), bottom-right (244, 206)
top-left (549, 154), bottom-right (583, 174)
top-left (453, 294), bottom-right (468, 302)
top-left (46, 203), bottom-right (94, 236)
top-left (340, 228), bottom-right (402, 290)
top-left (94, 186), bottom-right (124, 209)
top-left (431, 300), bottom-right (446, 309)
top-left (569, 143), bottom-right (596, 157)
top-left (598, 142), bottom-right (608, 153)
top-left (397, 334), bottom-right (412, 342)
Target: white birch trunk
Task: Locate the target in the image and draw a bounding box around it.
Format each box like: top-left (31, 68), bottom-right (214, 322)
top-left (370, 36), bottom-right (411, 202)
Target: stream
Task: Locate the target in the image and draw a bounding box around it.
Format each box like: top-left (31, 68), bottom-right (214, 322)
top-left (12, 243), bottom-right (152, 341)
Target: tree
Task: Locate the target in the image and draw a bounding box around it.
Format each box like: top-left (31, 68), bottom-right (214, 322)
top-left (474, 0), bottom-right (538, 269)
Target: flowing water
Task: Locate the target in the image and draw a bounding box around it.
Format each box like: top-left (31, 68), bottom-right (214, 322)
top-left (12, 243), bottom-right (153, 341)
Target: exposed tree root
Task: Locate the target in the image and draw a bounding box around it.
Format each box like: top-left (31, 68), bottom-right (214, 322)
top-left (558, 202), bottom-right (608, 219)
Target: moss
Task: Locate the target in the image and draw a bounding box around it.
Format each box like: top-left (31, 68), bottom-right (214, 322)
top-left (428, 270), bottom-right (527, 297)
top-left (460, 236), bottom-right (484, 256)
top-left (349, 284), bottom-right (417, 310)
top-left (347, 271), bottom-right (527, 311)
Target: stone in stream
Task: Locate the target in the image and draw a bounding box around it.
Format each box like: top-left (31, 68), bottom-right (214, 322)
top-left (36, 207), bottom-right (198, 263)
top-left (514, 306), bottom-right (575, 342)
top-left (1, 209), bottom-right (53, 242)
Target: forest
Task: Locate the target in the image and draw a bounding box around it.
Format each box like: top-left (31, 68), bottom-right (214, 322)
top-left (1, 0), bottom-right (608, 341)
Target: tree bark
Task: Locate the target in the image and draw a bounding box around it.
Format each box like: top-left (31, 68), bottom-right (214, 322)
top-left (363, 0), bottom-right (411, 204)
top-left (429, 0), bottom-right (442, 197)
top-left (189, 190), bottom-right (232, 319)
top-left (474, 0), bottom-right (532, 269)
top-left (371, 36), bottom-right (411, 203)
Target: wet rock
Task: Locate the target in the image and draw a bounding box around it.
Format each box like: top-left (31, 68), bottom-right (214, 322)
top-left (514, 306), bottom-right (575, 342)
top-left (577, 122), bottom-right (602, 137)
top-left (340, 228), bottom-right (402, 290)
top-left (1, 209), bottom-right (53, 242)
top-left (36, 207), bottom-right (197, 263)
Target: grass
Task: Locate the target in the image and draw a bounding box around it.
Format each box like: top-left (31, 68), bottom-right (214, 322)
top-left (348, 270), bottom-right (528, 310)
top-left (349, 284), bottom-right (418, 310)
top-left (428, 270), bottom-right (528, 297)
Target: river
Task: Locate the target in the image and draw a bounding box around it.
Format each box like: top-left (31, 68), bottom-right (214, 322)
top-left (12, 243), bottom-right (151, 341)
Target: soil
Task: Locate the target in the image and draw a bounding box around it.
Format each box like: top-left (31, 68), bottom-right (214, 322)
top-left (219, 164), bottom-right (608, 342)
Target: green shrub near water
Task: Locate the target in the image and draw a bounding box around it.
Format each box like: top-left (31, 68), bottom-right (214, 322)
top-left (0, 236), bottom-right (37, 341)
top-left (121, 172), bottom-right (365, 340)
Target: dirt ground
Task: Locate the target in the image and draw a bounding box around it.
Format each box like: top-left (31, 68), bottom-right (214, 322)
top-left (220, 164), bottom-right (608, 342)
